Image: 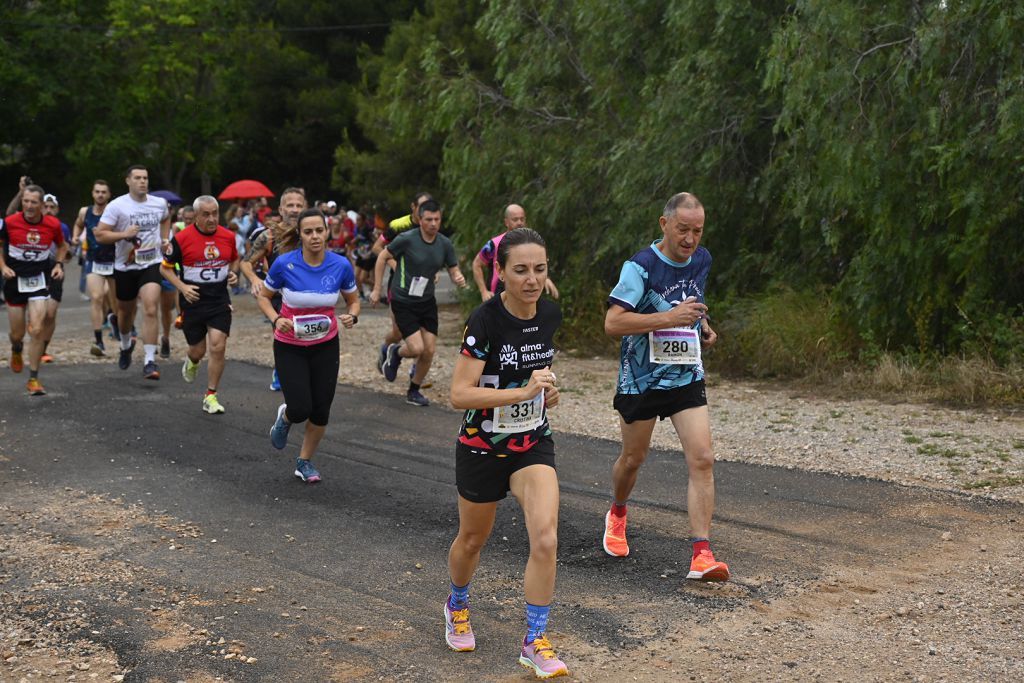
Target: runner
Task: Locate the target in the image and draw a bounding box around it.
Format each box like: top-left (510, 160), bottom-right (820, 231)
top-left (371, 199), bottom-right (467, 406)
top-left (94, 165), bottom-right (171, 379)
top-left (472, 204), bottom-right (559, 302)
top-left (259, 208), bottom-right (359, 483)
top-left (241, 187), bottom-right (308, 391)
top-left (39, 193), bottom-right (71, 363)
top-left (371, 191), bottom-right (432, 376)
top-left (160, 196), bottom-right (239, 414)
top-left (0, 184), bottom-right (67, 395)
top-left (445, 228), bottom-right (568, 678)
top-left (601, 191), bottom-right (729, 582)
top-left (72, 180), bottom-right (117, 356)
top-left (159, 204), bottom-right (194, 358)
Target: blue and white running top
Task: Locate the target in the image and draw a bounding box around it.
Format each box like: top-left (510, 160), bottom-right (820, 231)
top-left (263, 249), bottom-right (356, 347)
top-left (608, 240), bottom-right (711, 395)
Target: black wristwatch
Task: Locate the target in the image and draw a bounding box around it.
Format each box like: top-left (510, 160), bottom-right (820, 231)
top-left (350, 314), bottom-right (358, 325)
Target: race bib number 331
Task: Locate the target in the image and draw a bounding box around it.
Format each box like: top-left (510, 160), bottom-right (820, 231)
top-left (649, 327), bottom-right (701, 365)
top-left (494, 392), bottom-right (545, 433)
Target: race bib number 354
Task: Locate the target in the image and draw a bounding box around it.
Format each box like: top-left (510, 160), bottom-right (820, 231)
top-left (293, 314), bottom-right (332, 341)
top-left (649, 327), bottom-right (701, 365)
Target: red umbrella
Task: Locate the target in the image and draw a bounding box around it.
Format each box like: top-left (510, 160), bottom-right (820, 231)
top-left (217, 180), bottom-right (275, 201)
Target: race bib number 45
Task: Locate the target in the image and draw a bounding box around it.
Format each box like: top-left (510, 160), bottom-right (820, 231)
top-left (293, 314), bottom-right (332, 341)
top-left (493, 392), bottom-right (545, 433)
top-left (649, 327), bottom-right (701, 365)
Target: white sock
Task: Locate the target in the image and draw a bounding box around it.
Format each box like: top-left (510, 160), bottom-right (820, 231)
top-left (144, 344), bottom-right (157, 363)
top-left (120, 335), bottom-right (133, 351)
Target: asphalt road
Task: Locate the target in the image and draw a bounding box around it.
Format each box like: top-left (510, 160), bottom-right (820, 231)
top-left (0, 273), bottom-right (1018, 681)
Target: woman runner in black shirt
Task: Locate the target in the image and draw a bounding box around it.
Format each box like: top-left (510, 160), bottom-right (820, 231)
top-left (444, 228), bottom-right (569, 679)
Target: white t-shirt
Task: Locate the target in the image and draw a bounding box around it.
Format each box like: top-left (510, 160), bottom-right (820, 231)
top-left (99, 194), bottom-right (169, 271)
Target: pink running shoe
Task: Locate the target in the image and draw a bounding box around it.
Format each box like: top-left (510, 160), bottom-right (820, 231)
top-left (444, 600), bottom-right (475, 652)
top-left (519, 636), bottom-right (569, 679)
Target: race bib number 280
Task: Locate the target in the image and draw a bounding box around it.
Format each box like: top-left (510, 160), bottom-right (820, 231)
top-left (648, 327), bottom-right (701, 365)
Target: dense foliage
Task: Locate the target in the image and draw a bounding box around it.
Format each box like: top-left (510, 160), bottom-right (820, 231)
top-left (3, 1), bottom-right (1021, 363)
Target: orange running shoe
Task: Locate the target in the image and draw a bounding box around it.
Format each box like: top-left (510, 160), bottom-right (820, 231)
top-left (602, 510), bottom-right (629, 557)
top-left (26, 378), bottom-right (46, 396)
top-left (687, 549), bottom-right (730, 582)
top-left (41, 353), bottom-right (54, 364)
top-left (10, 350), bottom-right (23, 373)
top-left (174, 314), bottom-right (183, 329)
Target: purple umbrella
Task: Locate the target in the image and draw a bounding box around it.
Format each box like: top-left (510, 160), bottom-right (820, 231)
top-left (151, 190), bottom-right (183, 205)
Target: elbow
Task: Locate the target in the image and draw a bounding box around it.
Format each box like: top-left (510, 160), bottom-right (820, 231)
top-left (449, 389), bottom-right (470, 410)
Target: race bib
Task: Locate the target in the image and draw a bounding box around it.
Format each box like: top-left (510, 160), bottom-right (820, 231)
top-left (135, 247), bottom-right (160, 266)
top-left (408, 276), bottom-right (429, 298)
top-left (293, 314), bottom-right (332, 341)
top-left (92, 261), bottom-right (114, 276)
top-left (649, 327), bottom-right (701, 364)
top-left (493, 392), bottom-right (545, 433)
top-left (17, 273), bottom-right (45, 294)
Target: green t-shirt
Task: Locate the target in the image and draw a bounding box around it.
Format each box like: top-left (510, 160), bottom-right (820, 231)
top-left (388, 228), bottom-right (457, 304)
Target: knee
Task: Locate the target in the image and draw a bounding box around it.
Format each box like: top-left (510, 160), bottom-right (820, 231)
top-left (404, 339), bottom-right (423, 357)
top-left (209, 340), bottom-right (226, 357)
top-left (456, 530), bottom-right (490, 556)
top-left (285, 402), bottom-right (311, 424)
top-left (687, 447), bottom-right (715, 475)
top-left (617, 446), bottom-right (649, 472)
top-left (420, 343), bottom-right (436, 360)
top-left (142, 300), bottom-right (158, 315)
top-left (530, 526), bottom-right (558, 561)
top-left (27, 322), bottom-right (43, 338)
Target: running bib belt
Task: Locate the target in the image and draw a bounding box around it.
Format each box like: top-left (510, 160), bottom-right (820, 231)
top-left (494, 392), bottom-right (545, 433)
top-left (293, 314), bottom-right (332, 341)
top-left (649, 327), bottom-right (700, 364)
top-left (92, 261), bottom-right (114, 276)
top-left (17, 273), bottom-right (45, 293)
top-left (135, 246), bottom-right (160, 266)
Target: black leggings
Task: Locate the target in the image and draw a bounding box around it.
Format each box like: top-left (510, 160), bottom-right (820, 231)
top-left (273, 335), bottom-right (340, 427)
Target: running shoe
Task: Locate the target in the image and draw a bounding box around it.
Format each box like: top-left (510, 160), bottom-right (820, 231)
top-left (143, 361), bottom-right (160, 380)
top-left (118, 341), bottom-right (135, 370)
top-left (41, 353), bottom-right (54, 364)
top-left (26, 378), bottom-right (46, 396)
top-left (181, 357), bottom-right (199, 383)
top-left (383, 343), bottom-right (402, 382)
top-left (173, 314), bottom-right (183, 330)
top-left (376, 343), bottom-right (388, 375)
top-left (202, 393), bottom-right (225, 414)
top-left (90, 341), bottom-right (106, 357)
top-left (294, 458), bottom-right (321, 483)
top-left (687, 549), bottom-right (730, 582)
top-left (269, 369), bottom-right (281, 392)
top-left (269, 403), bottom-right (290, 449)
top-left (406, 389), bottom-right (430, 407)
top-left (160, 335), bottom-right (170, 359)
top-left (10, 350), bottom-right (23, 373)
top-left (444, 600), bottom-right (475, 652)
top-left (519, 636), bottom-right (569, 679)
top-left (107, 313), bottom-right (121, 341)
top-left (603, 510), bottom-right (629, 557)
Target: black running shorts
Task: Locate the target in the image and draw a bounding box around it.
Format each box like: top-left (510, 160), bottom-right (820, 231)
top-left (390, 296), bottom-right (439, 338)
top-left (114, 264), bottom-right (163, 301)
top-left (613, 380), bottom-right (707, 424)
top-left (2, 274), bottom-right (50, 307)
top-left (181, 305), bottom-right (232, 346)
top-left (455, 437), bottom-right (556, 503)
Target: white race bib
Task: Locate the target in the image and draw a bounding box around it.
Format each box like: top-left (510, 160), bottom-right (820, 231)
top-left (408, 276), bottom-right (429, 298)
top-left (293, 314), bottom-right (332, 341)
top-left (135, 247), bottom-right (160, 266)
top-left (649, 327), bottom-right (701, 364)
top-left (493, 392), bottom-right (545, 433)
top-left (92, 261), bottom-right (114, 276)
top-left (17, 273), bottom-right (46, 294)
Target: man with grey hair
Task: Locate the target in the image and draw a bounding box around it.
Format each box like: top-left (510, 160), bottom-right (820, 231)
top-left (601, 191), bottom-right (730, 582)
top-left (94, 165), bottom-right (171, 379)
top-left (160, 195), bottom-right (239, 414)
top-left (472, 203), bottom-right (560, 302)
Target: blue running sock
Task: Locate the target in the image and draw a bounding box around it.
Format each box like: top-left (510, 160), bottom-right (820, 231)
top-left (449, 582), bottom-right (470, 610)
top-left (525, 602), bottom-right (551, 644)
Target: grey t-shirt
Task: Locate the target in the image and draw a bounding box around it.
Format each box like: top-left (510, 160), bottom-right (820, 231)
top-left (99, 193), bottom-right (169, 271)
top-left (387, 228), bottom-right (457, 304)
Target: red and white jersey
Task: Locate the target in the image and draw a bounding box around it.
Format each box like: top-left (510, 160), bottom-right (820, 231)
top-left (1, 212), bottom-right (63, 276)
top-left (163, 224), bottom-right (238, 308)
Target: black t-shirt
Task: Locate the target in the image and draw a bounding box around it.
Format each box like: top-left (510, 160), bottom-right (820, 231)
top-left (458, 295), bottom-right (562, 454)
